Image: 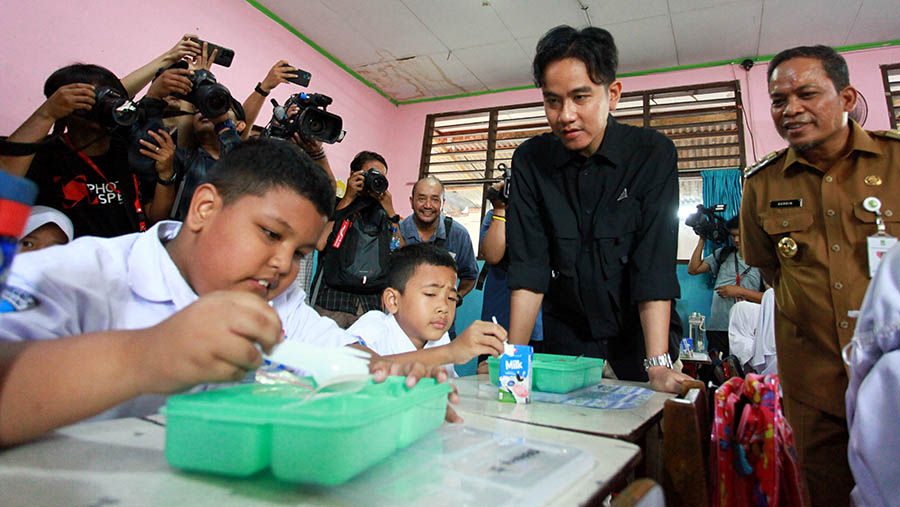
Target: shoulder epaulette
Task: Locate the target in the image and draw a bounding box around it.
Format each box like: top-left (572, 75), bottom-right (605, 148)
top-left (743, 149), bottom-right (787, 179)
top-left (871, 129), bottom-right (900, 141)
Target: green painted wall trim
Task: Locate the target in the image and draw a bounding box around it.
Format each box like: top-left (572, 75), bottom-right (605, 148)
top-left (245, 0), bottom-right (399, 106)
top-left (395, 84), bottom-right (537, 105)
top-left (242, 3), bottom-right (900, 108)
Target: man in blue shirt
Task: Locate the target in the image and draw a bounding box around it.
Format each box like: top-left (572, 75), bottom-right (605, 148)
top-left (399, 176), bottom-right (478, 339)
top-left (687, 216), bottom-right (764, 356)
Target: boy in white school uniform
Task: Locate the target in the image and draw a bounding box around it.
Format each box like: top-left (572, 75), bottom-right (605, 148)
top-left (0, 138), bottom-right (453, 446)
top-left (18, 205), bottom-right (74, 252)
top-left (347, 243), bottom-right (507, 377)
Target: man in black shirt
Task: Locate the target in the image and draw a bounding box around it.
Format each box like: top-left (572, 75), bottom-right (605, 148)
top-left (507, 25), bottom-right (691, 392)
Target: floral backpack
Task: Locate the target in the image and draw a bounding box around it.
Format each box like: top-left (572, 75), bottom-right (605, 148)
top-left (711, 374), bottom-right (805, 506)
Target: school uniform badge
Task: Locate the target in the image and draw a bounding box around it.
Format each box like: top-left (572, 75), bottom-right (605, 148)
top-left (0, 286), bottom-right (39, 312)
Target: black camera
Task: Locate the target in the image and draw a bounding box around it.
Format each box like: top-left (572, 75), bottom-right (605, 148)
top-left (175, 67), bottom-right (234, 119)
top-left (363, 167), bottom-right (388, 194)
top-left (485, 163), bottom-right (511, 204)
top-left (86, 86), bottom-right (139, 128)
top-left (685, 204), bottom-right (730, 244)
top-left (263, 92), bottom-right (345, 144)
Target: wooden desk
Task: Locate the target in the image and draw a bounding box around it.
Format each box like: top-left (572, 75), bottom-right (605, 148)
top-left (453, 374), bottom-right (672, 443)
top-left (453, 374), bottom-right (673, 483)
top-left (0, 413), bottom-right (639, 506)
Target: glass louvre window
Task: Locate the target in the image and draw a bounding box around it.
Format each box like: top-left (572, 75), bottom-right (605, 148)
top-left (881, 64), bottom-right (900, 129)
top-left (420, 81), bottom-right (745, 248)
top-left (420, 103), bottom-right (550, 248)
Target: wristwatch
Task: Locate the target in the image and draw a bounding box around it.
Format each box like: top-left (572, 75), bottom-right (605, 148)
top-left (643, 353), bottom-right (673, 371)
top-left (157, 171), bottom-right (178, 186)
top-left (389, 214), bottom-right (401, 224)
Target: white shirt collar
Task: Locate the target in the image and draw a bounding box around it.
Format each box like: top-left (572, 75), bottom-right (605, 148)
top-left (127, 221), bottom-right (198, 310)
top-left (384, 312), bottom-right (449, 350)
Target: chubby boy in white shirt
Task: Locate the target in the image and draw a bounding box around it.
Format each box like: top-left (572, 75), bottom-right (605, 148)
top-left (0, 138), bottom-right (450, 446)
top-left (348, 243), bottom-right (507, 377)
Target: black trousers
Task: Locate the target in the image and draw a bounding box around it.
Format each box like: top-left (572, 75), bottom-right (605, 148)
top-left (542, 306), bottom-right (682, 382)
top-left (706, 330), bottom-right (729, 356)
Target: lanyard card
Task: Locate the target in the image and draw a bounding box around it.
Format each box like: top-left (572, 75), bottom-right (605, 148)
top-left (867, 233), bottom-right (898, 278)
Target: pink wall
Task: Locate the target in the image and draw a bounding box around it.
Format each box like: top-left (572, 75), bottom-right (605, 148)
top-left (0, 0), bottom-right (396, 178)
top-left (3, 1), bottom-right (899, 217)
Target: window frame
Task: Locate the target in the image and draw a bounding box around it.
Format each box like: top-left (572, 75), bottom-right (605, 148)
top-left (418, 80), bottom-right (747, 250)
top-left (881, 63), bottom-right (900, 129)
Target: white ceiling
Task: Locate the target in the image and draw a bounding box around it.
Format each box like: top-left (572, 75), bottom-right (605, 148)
top-left (255, 0), bottom-right (900, 103)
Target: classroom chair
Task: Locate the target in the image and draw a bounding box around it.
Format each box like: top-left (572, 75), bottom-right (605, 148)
top-left (662, 379), bottom-right (710, 507)
top-left (611, 478), bottom-right (665, 507)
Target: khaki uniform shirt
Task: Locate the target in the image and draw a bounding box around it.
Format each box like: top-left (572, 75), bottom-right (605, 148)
top-left (740, 122), bottom-right (900, 417)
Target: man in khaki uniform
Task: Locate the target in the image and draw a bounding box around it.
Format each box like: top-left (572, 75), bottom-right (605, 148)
top-left (740, 45), bottom-right (900, 505)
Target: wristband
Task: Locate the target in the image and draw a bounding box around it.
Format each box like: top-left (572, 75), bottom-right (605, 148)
top-left (157, 170), bottom-right (178, 187)
top-left (308, 149), bottom-right (326, 161)
top-left (254, 82), bottom-right (270, 97)
top-left (492, 215), bottom-right (506, 222)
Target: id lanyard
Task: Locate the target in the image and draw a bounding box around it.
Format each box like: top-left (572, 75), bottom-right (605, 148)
top-left (64, 134), bottom-right (147, 232)
top-left (862, 196), bottom-right (897, 278)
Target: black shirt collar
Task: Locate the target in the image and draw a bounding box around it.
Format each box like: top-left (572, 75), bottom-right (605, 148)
top-left (548, 115), bottom-right (624, 169)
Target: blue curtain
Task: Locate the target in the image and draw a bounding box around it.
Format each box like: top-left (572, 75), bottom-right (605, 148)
top-left (701, 169), bottom-right (742, 257)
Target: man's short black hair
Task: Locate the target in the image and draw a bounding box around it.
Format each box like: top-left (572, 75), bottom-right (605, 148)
top-left (767, 45), bottom-right (850, 92)
top-left (350, 150), bottom-right (387, 174)
top-left (206, 137), bottom-right (335, 217)
top-left (44, 64), bottom-right (127, 98)
top-left (387, 243), bottom-right (458, 293)
top-left (726, 216), bottom-right (740, 230)
top-left (532, 25), bottom-right (618, 88)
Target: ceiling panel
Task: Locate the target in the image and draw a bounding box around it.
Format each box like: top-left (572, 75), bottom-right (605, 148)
top-left (759, 0), bottom-right (862, 54)
top-left (354, 52), bottom-right (484, 102)
top-left (488, 0), bottom-right (587, 39)
top-left (454, 40), bottom-right (534, 90)
top-left (256, 0), bottom-right (384, 67)
top-left (323, 0), bottom-right (447, 57)
top-left (846, 0), bottom-right (900, 47)
top-left (402, 0), bottom-right (512, 50)
top-left (254, 0), bottom-right (900, 102)
top-left (581, 0), bottom-right (669, 24)
top-left (608, 16), bottom-right (679, 73)
top-left (668, 0), bottom-right (760, 13)
top-left (672, 1), bottom-right (761, 64)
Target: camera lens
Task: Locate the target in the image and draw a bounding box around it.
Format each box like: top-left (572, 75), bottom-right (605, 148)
top-left (195, 84), bottom-right (231, 119)
top-left (299, 108), bottom-right (343, 144)
top-left (92, 87), bottom-right (138, 127)
top-left (363, 168), bottom-right (388, 194)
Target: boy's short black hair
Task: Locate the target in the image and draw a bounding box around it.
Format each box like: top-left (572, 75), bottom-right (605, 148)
top-left (206, 137), bottom-right (335, 217)
top-left (533, 25), bottom-right (618, 88)
top-left (350, 150), bottom-right (387, 174)
top-left (44, 64), bottom-right (127, 98)
top-left (767, 45), bottom-right (850, 92)
top-left (726, 216), bottom-right (740, 230)
top-left (387, 243), bottom-right (458, 293)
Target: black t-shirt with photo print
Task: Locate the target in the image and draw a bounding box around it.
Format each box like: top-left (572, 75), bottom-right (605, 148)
top-left (26, 136), bottom-right (155, 238)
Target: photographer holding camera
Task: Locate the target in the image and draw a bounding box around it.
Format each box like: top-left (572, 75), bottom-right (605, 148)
top-left (144, 42), bottom-right (247, 221)
top-left (687, 214), bottom-right (764, 356)
top-left (311, 151), bottom-right (403, 327)
top-left (479, 179), bottom-right (543, 361)
top-left (0, 63), bottom-right (187, 238)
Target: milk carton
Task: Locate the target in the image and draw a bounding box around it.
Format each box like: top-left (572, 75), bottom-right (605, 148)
top-left (498, 343), bottom-right (533, 403)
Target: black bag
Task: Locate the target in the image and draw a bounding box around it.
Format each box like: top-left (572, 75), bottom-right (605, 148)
top-left (320, 198), bottom-right (392, 294)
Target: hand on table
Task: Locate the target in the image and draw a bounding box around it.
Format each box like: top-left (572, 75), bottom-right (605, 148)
top-left (648, 365), bottom-right (694, 394)
top-left (369, 357), bottom-right (462, 423)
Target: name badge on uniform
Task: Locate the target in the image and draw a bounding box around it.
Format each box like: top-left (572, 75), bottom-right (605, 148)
top-left (863, 196), bottom-right (898, 277)
top-left (770, 199), bottom-right (803, 208)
